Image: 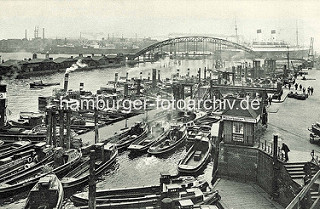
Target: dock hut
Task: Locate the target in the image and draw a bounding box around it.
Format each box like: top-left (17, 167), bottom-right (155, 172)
top-left (221, 99), bottom-right (262, 146)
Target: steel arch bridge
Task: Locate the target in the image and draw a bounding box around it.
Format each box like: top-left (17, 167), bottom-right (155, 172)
top-left (133, 36), bottom-right (254, 58)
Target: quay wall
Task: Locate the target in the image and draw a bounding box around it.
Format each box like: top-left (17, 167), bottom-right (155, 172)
top-left (218, 142), bottom-right (301, 207)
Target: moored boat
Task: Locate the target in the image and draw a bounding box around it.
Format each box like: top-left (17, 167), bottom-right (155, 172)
top-left (104, 122), bottom-right (148, 150)
top-left (61, 143), bottom-right (117, 190)
top-left (24, 174), bottom-right (63, 209)
top-left (0, 148), bottom-right (81, 197)
top-left (148, 125), bottom-right (187, 155)
top-left (0, 140), bottom-right (33, 160)
top-left (30, 80), bottom-right (60, 88)
top-left (71, 173), bottom-right (209, 207)
top-left (128, 123), bottom-right (168, 152)
top-left (178, 134), bottom-right (212, 173)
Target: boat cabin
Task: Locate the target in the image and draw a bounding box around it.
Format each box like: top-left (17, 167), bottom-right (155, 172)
top-left (178, 199), bottom-right (194, 209)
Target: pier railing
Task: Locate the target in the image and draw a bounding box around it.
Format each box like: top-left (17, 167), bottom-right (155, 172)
top-left (258, 140), bottom-right (286, 162)
top-left (285, 169), bottom-right (320, 209)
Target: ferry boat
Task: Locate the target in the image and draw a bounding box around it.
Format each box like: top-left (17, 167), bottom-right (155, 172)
top-left (29, 80), bottom-right (60, 88)
top-left (148, 125), bottom-right (187, 155)
top-left (24, 174), bottom-right (63, 209)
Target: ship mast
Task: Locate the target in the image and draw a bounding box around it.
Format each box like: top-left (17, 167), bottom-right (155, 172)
top-left (235, 18), bottom-right (239, 44)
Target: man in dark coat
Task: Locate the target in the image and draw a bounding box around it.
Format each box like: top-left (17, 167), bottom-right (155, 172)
top-left (295, 83), bottom-right (298, 90)
top-left (281, 143), bottom-right (290, 162)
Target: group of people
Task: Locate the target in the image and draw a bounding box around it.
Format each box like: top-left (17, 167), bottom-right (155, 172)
top-left (288, 82), bottom-right (314, 95)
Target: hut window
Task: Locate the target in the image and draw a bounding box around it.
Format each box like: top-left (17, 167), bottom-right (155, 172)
top-left (233, 122), bottom-right (243, 134)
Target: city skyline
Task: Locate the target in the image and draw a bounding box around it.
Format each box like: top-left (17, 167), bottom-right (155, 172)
top-left (0, 0), bottom-right (319, 50)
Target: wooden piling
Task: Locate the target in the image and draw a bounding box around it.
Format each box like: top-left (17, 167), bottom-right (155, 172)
top-left (46, 107), bottom-right (52, 145)
top-left (59, 108), bottom-right (64, 147)
top-left (94, 108), bottom-right (99, 144)
top-left (65, 109), bottom-right (71, 149)
top-left (88, 150), bottom-right (96, 209)
top-left (52, 107), bottom-right (57, 147)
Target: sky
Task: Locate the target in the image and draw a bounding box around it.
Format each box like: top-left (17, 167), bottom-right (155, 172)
top-left (0, 0), bottom-right (320, 51)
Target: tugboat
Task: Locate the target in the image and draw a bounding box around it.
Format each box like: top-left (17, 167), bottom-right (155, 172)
top-left (24, 174), bottom-right (63, 209)
top-left (128, 122), bottom-right (169, 152)
top-left (178, 134), bottom-right (212, 174)
top-left (148, 125), bottom-right (187, 155)
top-left (61, 143), bottom-right (118, 191)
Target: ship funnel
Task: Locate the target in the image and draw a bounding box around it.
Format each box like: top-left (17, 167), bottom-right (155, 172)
top-left (271, 30), bottom-right (276, 41)
top-left (64, 73), bottom-right (69, 92)
top-left (257, 29), bottom-right (262, 42)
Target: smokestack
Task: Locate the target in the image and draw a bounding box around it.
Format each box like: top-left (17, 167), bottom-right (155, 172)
top-left (271, 30), bottom-right (276, 41)
top-left (115, 72), bottom-right (119, 83)
top-left (80, 82), bottom-right (84, 91)
top-left (158, 70), bottom-right (161, 81)
top-left (124, 83), bottom-right (129, 97)
top-left (257, 29), bottom-right (262, 42)
top-left (42, 28), bottom-right (45, 39)
top-left (0, 85), bottom-right (7, 128)
top-left (187, 68), bottom-right (190, 77)
top-left (64, 73), bottom-right (69, 92)
top-left (152, 69), bottom-right (157, 88)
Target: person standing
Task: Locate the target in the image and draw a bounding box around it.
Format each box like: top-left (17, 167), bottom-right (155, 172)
top-left (303, 87), bottom-right (306, 94)
top-left (281, 143), bottom-right (290, 162)
top-left (288, 83), bottom-right (291, 90)
top-left (308, 86), bottom-right (311, 95)
top-left (295, 83), bottom-right (298, 90)
top-left (299, 84), bottom-right (302, 91)
top-left (311, 87), bottom-right (314, 95)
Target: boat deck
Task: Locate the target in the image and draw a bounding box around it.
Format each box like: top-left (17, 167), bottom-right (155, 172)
top-left (213, 179), bottom-right (283, 209)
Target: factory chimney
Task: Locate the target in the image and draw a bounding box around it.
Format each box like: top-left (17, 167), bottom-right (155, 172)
top-left (64, 73), bottom-right (69, 92)
top-left (257, 29), bottom-right (262, 42)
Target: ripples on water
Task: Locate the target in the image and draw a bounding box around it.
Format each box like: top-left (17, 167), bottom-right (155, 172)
top-left (0, 52), bottom-right (215, 208)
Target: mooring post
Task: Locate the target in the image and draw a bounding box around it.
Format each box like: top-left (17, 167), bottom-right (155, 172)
top-left (88, 150), bottom-right (96, 209)
top-left (59, 107), bottom-right (64, 147)
top-left (65, 109), bottom-right (71, 149)
top-left (46, 106), bottom-right (52, 145)
top-left (52, 106), bottom-right (57, 147)
top-left (272, 134), bottom-right (280, 199)
top-left (94, 108), bottom-right (99, 144)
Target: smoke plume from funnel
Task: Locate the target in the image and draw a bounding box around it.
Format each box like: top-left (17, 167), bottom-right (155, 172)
top-left (65, 59), bottom-right (88, 74)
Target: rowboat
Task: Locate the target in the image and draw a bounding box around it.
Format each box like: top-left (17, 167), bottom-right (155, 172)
top-left (104, 122), bottom-right (149, 150)
top-left (128, 123), bottom-right (169, 152)
top-left (24, 174), bottom-right (63, 209)
top-left (0, 148), bottom-right (81, 197)
top-left (178, 135), bottom-right (212, 173)
top-left (61, 143), bottom-right (117, 190)
top-left (148, 125), bottom-right (187, 155)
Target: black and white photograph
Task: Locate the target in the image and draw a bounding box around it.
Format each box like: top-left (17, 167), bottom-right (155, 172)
top-left (0, 0), bottom-right (320, 208)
